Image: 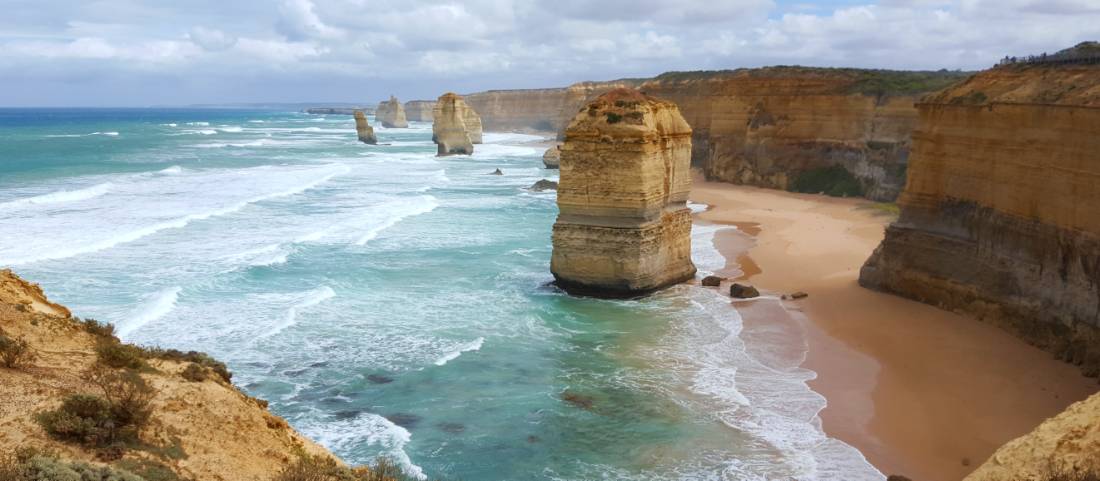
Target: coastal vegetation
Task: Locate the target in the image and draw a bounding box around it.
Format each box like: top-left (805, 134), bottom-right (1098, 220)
top-left (789, 165), bottom-right (865, 198)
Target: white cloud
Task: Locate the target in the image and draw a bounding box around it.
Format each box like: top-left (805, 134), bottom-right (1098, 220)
top-left (189, 27), bottom-right (238, 52)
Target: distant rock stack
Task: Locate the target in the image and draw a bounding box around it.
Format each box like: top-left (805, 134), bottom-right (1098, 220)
top-left (376, 95), bottom-right (409, 128)
top-left (550, 88), bottom-right (696, 296)
top-left (432, 93), bottom-right (481, 156)
top-left (542, 144), bottom-right (561, 169)
top-left (404, 100), bottom-right (435, 122)
top-left (353, 111), bottom-right (377, 144)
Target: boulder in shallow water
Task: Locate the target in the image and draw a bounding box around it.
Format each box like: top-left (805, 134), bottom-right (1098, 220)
top-left (730, 283), bottom-right (760, 299)
top-left (530, 179), bottom-right (558, 191)
top-left (490, 168), bottom-right (503, 175)
top-left (353, 111), bottom-right (377, 144)
top-left (791, 291), bottom-right (809, 299)
top-left (701, 276), bottom-right (723, 287)
top-left (561, 390), bottom-right (595, 410)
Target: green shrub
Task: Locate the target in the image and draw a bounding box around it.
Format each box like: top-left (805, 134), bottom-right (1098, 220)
top-left (80, 318), bottom-right (118, 339)
top-left (790, 166), bottom-right (865, 198)
top-left (605, 112), bottom-right (623, 124)
top-left (275, 455), bottom-right (428, 481)
top-left (0, 448), bottom-right (145, 481)
top-left (89, 366), bottom-right (154, 429)
top-left (96, 342), bottom-right (147, 370)
top-left (0, 333), bottom-right (35, 369)
top-left (114, 458), bottom-right (190, 481)
top-left (37, 367), bottom-right (154, 448)
top-left (142, 348), bottom-right (231, 383)
top-left (180, 363), bottom-right (205, 382)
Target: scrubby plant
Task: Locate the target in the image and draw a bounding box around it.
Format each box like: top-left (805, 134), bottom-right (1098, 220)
top-left (96, 342), bottom-right (147, 370)
top-left (605, 112), bottom-right (623, 124)
top-left (114, 458), bottom-right (190, 481)
top-left (88, 366), bottom-right (154, 430)
top-left (179, 363), bottom-right (205, 382)
top-left (789, 165), bottom-right (865, 198)
top-left (0, 448), bottom-right (145, 481)
top-left (37, 367), bottom-right (154, 448)
top-left (0, 333), bottom-right (35, 369)
top-left (80, 318), bottom-right (118, 339)
top-left (141, 348), bottom-right (231, 383)
top-left (275, 455), bottom-right (428, 481)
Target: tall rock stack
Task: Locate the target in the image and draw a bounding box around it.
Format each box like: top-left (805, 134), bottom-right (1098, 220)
top-left (353, 110), bottom-right (377, 144)
top-left (432, 93), bottom-right (481, 156)
top-left (404, 100), bottom-right (435, 122)
top-left (376, 95), bottom-right (409, 128)
top-left (551, 88), bottom-right (696, 296)
top-left (860, 59), bottom-right (1100, 377)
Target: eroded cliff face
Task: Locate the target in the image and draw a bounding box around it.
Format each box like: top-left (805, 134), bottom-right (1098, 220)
top-left (0, 269), bottom-right (337, 481)
top-left (376, 95), bottom-right (409, 128)
top-left (432, 93), bottom-right (477, 156)
top-left (465, 81), bottom-right (640, 135)
top-left (353, 110), bottom-right (377, 145)
top-left (463, 104), bottom-right (483, 144)
top-left (965, 391), bottom-right (1100, 480)
top-left (404, 100), bottom-right (435, 122)
top-left (860, 64), bottom-right (1100, 378)
top-left (551, 89), bottom-right (696, 296)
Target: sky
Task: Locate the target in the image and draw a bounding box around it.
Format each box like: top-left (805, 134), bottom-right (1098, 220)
top-left (1, 0), bottom-right (1098, 106)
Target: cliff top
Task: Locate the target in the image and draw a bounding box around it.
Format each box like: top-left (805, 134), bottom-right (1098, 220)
top-left (0, 270), bottom-right (346, 481)
top-left (646, 66), bottom-right (971, 97)
top-left (565, 88), bottom-right (690, 136)
top-left (926, 62), bottom-right (1100, 106)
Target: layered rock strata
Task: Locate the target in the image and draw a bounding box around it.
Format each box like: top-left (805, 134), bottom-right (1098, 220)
top-left (432, 93), bottom-right (479, 156)
top-left (404, 100), bottom-right (436, 122)
top-left (860, 63), bottom-right (1100, 377)
top-left (551, 88), bottom-right (696, 296)
top-left (353, 110), bottom-right (377, 144)
top-left (466, 69), bottom-right (968, 201)
top-left (375, 95), bottom-right (409, 128)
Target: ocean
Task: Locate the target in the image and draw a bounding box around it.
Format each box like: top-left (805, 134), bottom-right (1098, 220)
top-left (0, 108), bottom-right (883, 481)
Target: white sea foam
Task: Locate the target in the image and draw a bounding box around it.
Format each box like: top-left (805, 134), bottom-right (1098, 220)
top-left (192, 129), bottom-right (218, 135)
top-left (434, 337), bottom-right (485, 366)
top-left (162, 123), bottom-right (178, 127)
top-left (691, 223), bottom-right (737, 276)
top-left (218, 126), bottom-right (243, 133)
top-left (157, 166), bottom-right (183, 175)
top-left (248, 120), bottom-right (265, 123)
top-left (688, 201), bottom-right (709, 214)
top-left (185, 121), bottom-right (209, 126)
top-left (300, 413), bottom-right (425, 480)
top-left (44, 131), bottom-right (119, 138)
top-left (263, 286), bottom-right (335, 338)
top-left (354, 196), bottom-right (439, 245)
top-left (119, 286), bottom-right (181, 338)
top-left (0, 182), bottom-right (114, 211)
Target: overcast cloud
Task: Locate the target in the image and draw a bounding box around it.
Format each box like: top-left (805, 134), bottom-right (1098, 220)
top-left (0, 0), bottom-right (1096, 106)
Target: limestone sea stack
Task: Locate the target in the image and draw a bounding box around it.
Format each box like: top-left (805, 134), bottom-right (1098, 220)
top-left (432, 92), bottom-right (481, 156)
top-left (353, 110), bottom-right (377, 144)
top-left (542, 144), bottom-right (561, 168)
top-left (550, 88), bottom-right (696, 296)
top-left (860, 57), bottom-right (1100, 377)
top-left (404, 100), bottom-right (435, 122)
top-left (376, 95), bottom-right (409, 128)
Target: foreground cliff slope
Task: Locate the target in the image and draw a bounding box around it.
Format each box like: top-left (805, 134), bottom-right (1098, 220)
top-left (551, 88), bottom-right (696, 296)
top-left (860, 61), bottom-right (1100, 379)
top-left (0, 269), bottom-right (338, 481)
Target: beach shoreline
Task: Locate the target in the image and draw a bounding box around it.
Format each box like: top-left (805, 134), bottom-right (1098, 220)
top-left (689, 178), bottom-right (1097, 481)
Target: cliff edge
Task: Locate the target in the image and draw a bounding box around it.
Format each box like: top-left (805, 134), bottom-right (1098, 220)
top-left (0, 269), bottom-right (341, 480)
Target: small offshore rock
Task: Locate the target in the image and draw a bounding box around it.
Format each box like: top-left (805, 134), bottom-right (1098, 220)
top-left (701, 276), bottom-right (723, 287)
top-left (791, 291), bottom-right (809, 299)
top-left (436, 422), bottom-right (466, 434)
top-left (543, 145), bottom-right (562, 169)
top-left (886, 476), bottom-right (913, 481)
top-left (490, 168), bottom-right (503, 175)
top-left (366, 374), bottom-right (394, 384)
top-left (561, 390), bottom-right (595, 410)
top-left (530, 179), bottom-right (558, 191)
top-left (730, 283), bottom-right (760, 299)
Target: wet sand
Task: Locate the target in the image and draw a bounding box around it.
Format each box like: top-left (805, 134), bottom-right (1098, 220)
top-left (689, 180), bottom-right (1097, 481)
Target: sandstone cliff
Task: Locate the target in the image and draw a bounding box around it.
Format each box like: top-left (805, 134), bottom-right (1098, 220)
top-left (353, 110), bottom-right (377, 145)
top-left (432, 93), bottom-right (479, 156)
top-left (403, 100), bottom-right (435, 122)
top-left (466, 69), bottom-right (966, 201)
top-left (965, 391), bottom-right (1100, 480)
top-left (551, 88), bottom-right (696, 296)
top-left (0, 269), bottom-right (340, 480)
top-left (860, 63), bottom-right (1100, 379)
top-left (376, 96), bottom-right (409, 128)
top-left (542, 144), bottom-right (561, 169)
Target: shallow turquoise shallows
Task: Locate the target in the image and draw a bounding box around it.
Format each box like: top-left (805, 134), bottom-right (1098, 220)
top-left (0, 108), bottom-right (883, 481)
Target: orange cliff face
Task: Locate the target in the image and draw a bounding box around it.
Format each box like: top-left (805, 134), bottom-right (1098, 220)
top-left (860, 63), bottom-right (1100, 378)
top-left (465, 68), bottom-right (965, 201)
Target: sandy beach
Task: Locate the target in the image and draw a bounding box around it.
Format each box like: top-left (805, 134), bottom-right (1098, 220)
top-left (689, 178), bottom-right (1098, 481)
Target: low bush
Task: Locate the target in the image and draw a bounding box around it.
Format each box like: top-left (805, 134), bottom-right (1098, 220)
top-left (96, 342), bottom-right (147, 370)
top-left (180, 363), bottom-right (205, 382)
top-left (789, 165), bottom-right (865, 198)
top-left (142, 348), bottom-right (231, 383)
top-left (0, 448), bottom-right (145, 481)
top-left (0, 333), bottom-right (35, 369)
top-left (605, 112), bottom-right (623, 124)
top-left (37, 367), bottom-right (154, 448)
top-left (79, 318), bottom-right (117, 339)
top-left (275, 455), bottom-right (427, 481)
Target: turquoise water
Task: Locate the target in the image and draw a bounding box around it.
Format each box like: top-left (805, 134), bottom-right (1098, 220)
top-left (0, 108), bottom-right (882, 481)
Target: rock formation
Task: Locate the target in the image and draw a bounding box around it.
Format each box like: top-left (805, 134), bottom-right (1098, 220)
top-left (0, 269), bottom-right (340, 480)
top-left (860, 62), bottom-right (1100, 377)
top-left (353, 110), bottom-right (377, 144)
top-left (465, 68), bottom-right (968, 201)
top-left (375, 95), bottom-right (409, 128)
top-left (542, 144), bottom-right (561, 168)
top-left (403, 100), bottom-right (435, 122)
top-left (432, 93), bottom-right (480, 156)
top-left (551, 88), bottom-right (696, 296)
top-left (964, 391), bottom-right (1100, 480)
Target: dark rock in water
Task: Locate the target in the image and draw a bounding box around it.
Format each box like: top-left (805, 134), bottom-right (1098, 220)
top-left (309, 361), bottom-right (330, 368)
top-left (333, 410), bottom-right (363, 420)
top-left (386, 413), bottom-right (421, 429)
top-left (886, 476), bottom-right (912, 481)
top-left (367, 374), bottom-right (394, 384)
top-left (530, 179), bottom-right (558, 191)
top-left (490, 168), bottom-right (503, 175)
top-left (701, 275), bottom-right (723, 287)
top-left (791, 291), bottom-right (809, 299)
top-left (526, 435), bottom-right (541, 443)
top-left (436, 422), bottom-right (465, 434)
top-left (282, 368), bottom-right (309, 377)
top-left (729, 283), bottom-right (760, 299)
top-left (561, 390), bottom-right (595, 410)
